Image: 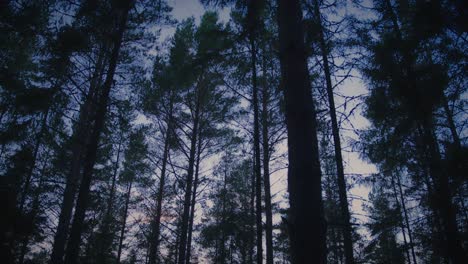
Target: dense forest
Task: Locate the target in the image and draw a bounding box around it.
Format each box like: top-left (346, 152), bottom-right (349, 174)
top-left (0, 0), bottom-right (466, 263)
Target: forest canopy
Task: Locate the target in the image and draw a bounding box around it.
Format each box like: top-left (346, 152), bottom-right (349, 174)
top-left (0, 0), bottom-right (466, 264)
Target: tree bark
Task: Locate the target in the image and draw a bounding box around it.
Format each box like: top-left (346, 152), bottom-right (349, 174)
top-left (63, 3), bottom-right (131, 263)
top-left (277, 0), bottom-right (327, 263)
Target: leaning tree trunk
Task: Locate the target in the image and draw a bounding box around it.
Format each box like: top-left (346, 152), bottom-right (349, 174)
top-left (50, 46), bottom-right (106, 264)
top-left (395, 173), bottom-right (418, 264)
top-left (18, 151), bottom-right (50, 264)
top-left (18, 77), bottom-right (64, 215)
top-left (18, 107), bottom-right (49, 214)
top-left (310, 0), bottom-right (355, 263)
top-left (277, 0), bottom-right (327, 263)
top-left (63, 3), bottom-right (131, 263)
top-left (390, 173), bottom-right (412, 264)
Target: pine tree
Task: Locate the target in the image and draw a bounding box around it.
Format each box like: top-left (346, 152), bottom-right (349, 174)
top-left (277, 0), bottom-right (327, 262)
top-left (354, 1), bottom-right (467, 262)
top-left (363, 184), bottom-right (406, 264)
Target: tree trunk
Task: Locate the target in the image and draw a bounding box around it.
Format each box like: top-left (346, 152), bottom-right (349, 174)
top-left (250, 30), bottom-right (264, 264)
top-left (219, 167), bottom-right (228, 264)
top-left (249, 157), bottom-right (256, 264)
top-left (245, 1), bottom-right (265, 262)
top-left (277, 0), bottom-right (327, 263)
top-left (441, 96), bottom-right (461, 148)
top-left (116, 181), bottom-right (132, 264)
top-left (310, 0), bottom-right (355, 263)
top-left (63, 3), bottom-right (131, 263)
top-left (148, 102), bottom-right (174, 264)
top-left (18, 151), bottom-right (49, 264)
top-left (384, 1), bottom-right (465, 261)
top-left (98, 140), bottom-right (122, 264)
top-left (418, 137), bottom-right (447, 264)
top-left (49, 45), bottom-right (106, 264)
top-left (261, 48), bottom-right (274, 264)
top-left (390, 174), bottom-right (412, 264)
top-left (177, 89), bottom-right (201, 264)
top-left (421, 119), bottom-right (467, 264)
top-left (174, 224), bottom-right (181, 264)
top-left (186, 135), bottom-right (202, 264)
top-left (18, 106), bottom-right (50, 214)
top-left (395, 173), bottom-right (418, 264)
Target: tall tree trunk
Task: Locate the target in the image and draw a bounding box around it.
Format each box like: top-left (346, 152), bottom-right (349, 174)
top-left (418, 136), bottom-right (447, 264)
top-left (261, 48), bottom-right (274, 264)
top-left (148, 102), bottom-right (174, 264)
top-left (50, 45), bottom-right (106, 264)
top-left (116, 181), bottom-right (132, 264)
top-left (177, 90), bottom-right (201, 264)
top-left (63, 3), bottom-right (131, 263)
top-left (277, 0), bottom-right (327, 263)
top-left (245, 2), bottom-right (265, 262)
top-left (219, 167), bottom-right (228, 264)
top-left (395, 173), bottom-right (418, 264)
top-left (441, 96), bottom-right (461, 148)
top-left (390, 174), bottom-right (412, 264)
top-left (421, 119), bottom-right (467, 264)
top-left (310, 0), bottom-right (355, 263)
top-left (384, 1), bottom-right (465, 261)
top-left (18, 151), bottom-right (49, 264)
top-left (98, 140), bottom-right (122, 264)
top-left (250, 29), bottom-right (264, 264)
top-left (18, 107), bottom-right (49, 213)
top-left (186, 135), bottom-right (202, 264)
top-left (174, 224), bottom-right (181, 264)
top-left (249, 157), bottom-right (256, 264)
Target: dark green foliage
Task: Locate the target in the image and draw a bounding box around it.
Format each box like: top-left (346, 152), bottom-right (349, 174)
top-left (2, 1), bottom-right (466, 263)
top-left (363, 186), bottom-right (406, 264)
top-left (200, 157), bottom-right (254, 263)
